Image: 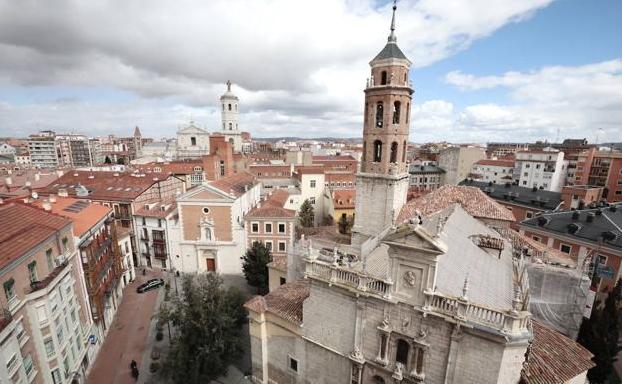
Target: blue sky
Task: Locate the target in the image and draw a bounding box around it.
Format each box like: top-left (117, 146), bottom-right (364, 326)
top-left (415, 0), bottom-right (622, 109)
top-left (0, 0), bottom-right (620, 143)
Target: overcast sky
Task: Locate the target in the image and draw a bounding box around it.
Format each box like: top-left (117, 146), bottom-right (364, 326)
top-left (0, 0), bottom-right (620, 143)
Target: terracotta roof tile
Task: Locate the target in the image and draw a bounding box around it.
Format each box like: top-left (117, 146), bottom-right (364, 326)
top-left (332, 189), bottom-right (356, 209)
top-left (521, 321), bottom-right (594, 384)
top-left (31, 197), bottom-right (112, 238)
top-left (38, 171), bottom-right (169, 202)
top-left (209, 172), bottom-right (256, 197)
top-left (0, 203), bottom-right (72, 269)
top-left (474, 159), bottom-right (515, 167)
top-left (135, 160), bottom-right (203, 175)
top-left (244, 280), bottom-right (309, 324)
top-left (398, 185), bottom-right (516, 224)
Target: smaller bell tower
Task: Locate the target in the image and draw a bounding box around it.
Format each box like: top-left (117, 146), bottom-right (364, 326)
top-left (219, 80), bottom-right (243, 152)
top-left (352, 1), bottom-right (413, 245)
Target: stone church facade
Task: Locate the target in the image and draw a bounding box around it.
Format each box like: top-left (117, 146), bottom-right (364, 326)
top-left (244, 4), bottom-right (594, 384)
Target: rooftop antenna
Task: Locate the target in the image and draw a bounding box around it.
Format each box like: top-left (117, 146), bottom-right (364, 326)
top-left (388, 0), bottom-right (398, 43)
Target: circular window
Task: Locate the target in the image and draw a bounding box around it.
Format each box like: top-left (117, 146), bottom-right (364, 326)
top-left (202, 207), bottom-right (210, 214)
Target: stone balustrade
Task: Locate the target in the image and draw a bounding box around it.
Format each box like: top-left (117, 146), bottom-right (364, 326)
top-left (422, 290), bottom-right (531, 336)
top-left (305, 258), bottom-right (392, 299)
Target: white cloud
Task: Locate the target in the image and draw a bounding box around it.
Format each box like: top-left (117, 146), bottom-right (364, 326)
top-left (0, 0), bottom-right (554, 138)
top-left (440, 60), bottom-right (622, 143)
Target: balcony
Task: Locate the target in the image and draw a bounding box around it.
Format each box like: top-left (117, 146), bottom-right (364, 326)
top-left (30, 259), bottom-right (69, 293)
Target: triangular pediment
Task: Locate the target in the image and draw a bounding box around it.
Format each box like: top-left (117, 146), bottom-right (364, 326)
top-left (177, 184), bottom-right (233, 202)
top-left (382, 224), bottom-right (447, 254)
top-left (178, 124), bottom-right (208, 135)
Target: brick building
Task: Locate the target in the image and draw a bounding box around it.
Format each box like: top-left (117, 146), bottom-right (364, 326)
top-left (244, 189), bottom-right (296, 291)
top-left (575, 149), bottom-right (622, 202)
top-left (0, 203), bottom-right (93, 384)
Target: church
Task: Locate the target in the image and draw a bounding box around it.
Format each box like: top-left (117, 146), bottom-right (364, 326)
top-left (176, 81), bottom-right (244, 158)
top-left (244, 3), bottom-right (594, 384)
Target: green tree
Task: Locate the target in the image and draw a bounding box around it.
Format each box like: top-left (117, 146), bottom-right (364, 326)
top-left (104, 156), bottom-right (112, 164)
top-left (159, 273), bottom-right (247, 384)
top-left (338, 214), bottom-right (354, 234)
top-left (241, 241), bottom-right (272, 294)
top-left (577, 279), bottom-right (622, 383)
top-left (116, 157), bottom-right (125, 165)
top-left (298, 199), bottom-right (315, 228)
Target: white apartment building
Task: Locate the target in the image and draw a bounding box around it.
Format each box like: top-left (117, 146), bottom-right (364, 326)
top-left (470, 159), bottom-right (515, 184)
top-left (514, 148), bottom-right (567, 192)
top-left (28, 131), bottom-right (59, 169)
top-left (285, 168), bottom-right (326, 226)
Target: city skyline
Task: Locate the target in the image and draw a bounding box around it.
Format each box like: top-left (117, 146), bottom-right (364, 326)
top-left (0, 0), bottom-right (620, 143)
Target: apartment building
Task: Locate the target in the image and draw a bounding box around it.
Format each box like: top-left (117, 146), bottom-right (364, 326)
top-left (133, 199), bottom-right (178, 269)
top-left (311, 155), bottom-right (357, 172)
top-left (37, 171), bottom-right (185, 269)
top-left (575, 148), bottom-right (622, 202)
top-left (174, 172), bottom-right (260, 274)
top-left (55, 135), bottom-right (95, 168)
top-left (520, 203), bottom-right (622, 293)
top-left (469, 158), bottom-right (514, 184)
top-left (436, 146), bottom-right (486, 185)
top-left (245, 190), bottom-right (295, 291)
top-left (514, 148), bottom-right (567, 192)
top-left (0, 203), bottom-right (93, 384)
top-left (408, 163), bottom-right (444, 191)
top-left (27, 132), bottom-right (58, 169)
top-left (30, 197), bottom-right (129, 340)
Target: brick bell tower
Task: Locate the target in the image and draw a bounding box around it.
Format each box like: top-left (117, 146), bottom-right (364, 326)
top-left (352, 0), bottom-right (413, 245)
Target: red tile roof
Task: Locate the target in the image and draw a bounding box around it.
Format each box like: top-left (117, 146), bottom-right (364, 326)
top-left (135, 161), bottom-right (202, 175)
top-left (398, 185), bottom-right (515, 223)
top-left (475, 159), bottom-right (515, 167)
top-left (38, 171), bottom-right (169, 202)
top-left (312, 155), bottom-right (356, 161)
top-left (0, 203), bottom-right (72, 269)
top-left (521, 321), bottom-right (594, 384)
top-left (246, 189), bottom-right (295, 219)
top-left (209, 172), bottom-right (256, 197)
top-left (244, 280), bottom-right (309, 324)
top-left (332, 189), bottom-right (356, 209)
top-left (31, 197), bottom-right (112, 238)
top-left (134, 198), bottom-right (177, 219)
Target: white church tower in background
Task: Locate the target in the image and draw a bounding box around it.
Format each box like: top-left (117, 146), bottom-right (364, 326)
top-left (220, 80), bottom-right (243, 152)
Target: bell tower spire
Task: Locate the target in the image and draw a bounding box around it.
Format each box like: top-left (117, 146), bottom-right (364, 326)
top-left (352, 0), bottom-right (413, 245)
top-left (388, 0), bottom-right (397, 43)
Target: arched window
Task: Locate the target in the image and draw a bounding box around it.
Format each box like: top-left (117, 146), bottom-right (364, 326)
top-left (404, 72), bottom-right (407, 83)
top-left (229, 122), bottom-right (233, 130)
top-left (381, 71), bottom-right (387, 85)
top-left (373, 376), bottom-right (386, 384)
top-left (415, 348), bottom-right (424, 374)
top-left (228, 103), bottom-right (232, 111)
top-left (364, 103), bottom-right (368, 124)
top-left (393, 101), bottom-right (401, 124)
top-left (390, 142), bottom-right (398, 163)
top-left (362, 141), bottom-right (366, 162)
top-left (376, 102), bottom-right (384, 128)
top-left (402, 141), bottom-right (407, 162)
top-left (190, 137), bottom-right (197, 146)
top-left (396, 339), bottom-right (410, 365)
top-left (406, 103), bottom-right (410, 123)
top-left (373, 140), bottom-right (383, 162)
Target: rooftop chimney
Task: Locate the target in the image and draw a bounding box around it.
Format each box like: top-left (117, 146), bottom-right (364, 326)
top-left (56, 170), bottom-right (64, 178)
top-left (34, 173), bottom-right (40, 181)
top-left (58, 188), bottom-right (68, 197)
top-left (5, 176), bottom-right (12, 186)
top-left (42, 200), bottom-right (52, 211)
top-left (49, 194), bottom-right (57, 203)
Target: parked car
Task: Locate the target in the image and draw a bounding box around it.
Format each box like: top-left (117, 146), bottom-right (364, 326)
top-left (136, 278), bottom-right (165, 293)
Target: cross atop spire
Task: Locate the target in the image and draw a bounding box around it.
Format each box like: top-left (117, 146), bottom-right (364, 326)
top-left (388, 0), bottom-right (397, 43)
top-left (226, 80), bottom-right (232, 91)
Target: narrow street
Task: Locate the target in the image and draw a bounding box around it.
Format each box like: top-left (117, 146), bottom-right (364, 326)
top-left (87, 271), bottom-right (162, 384)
